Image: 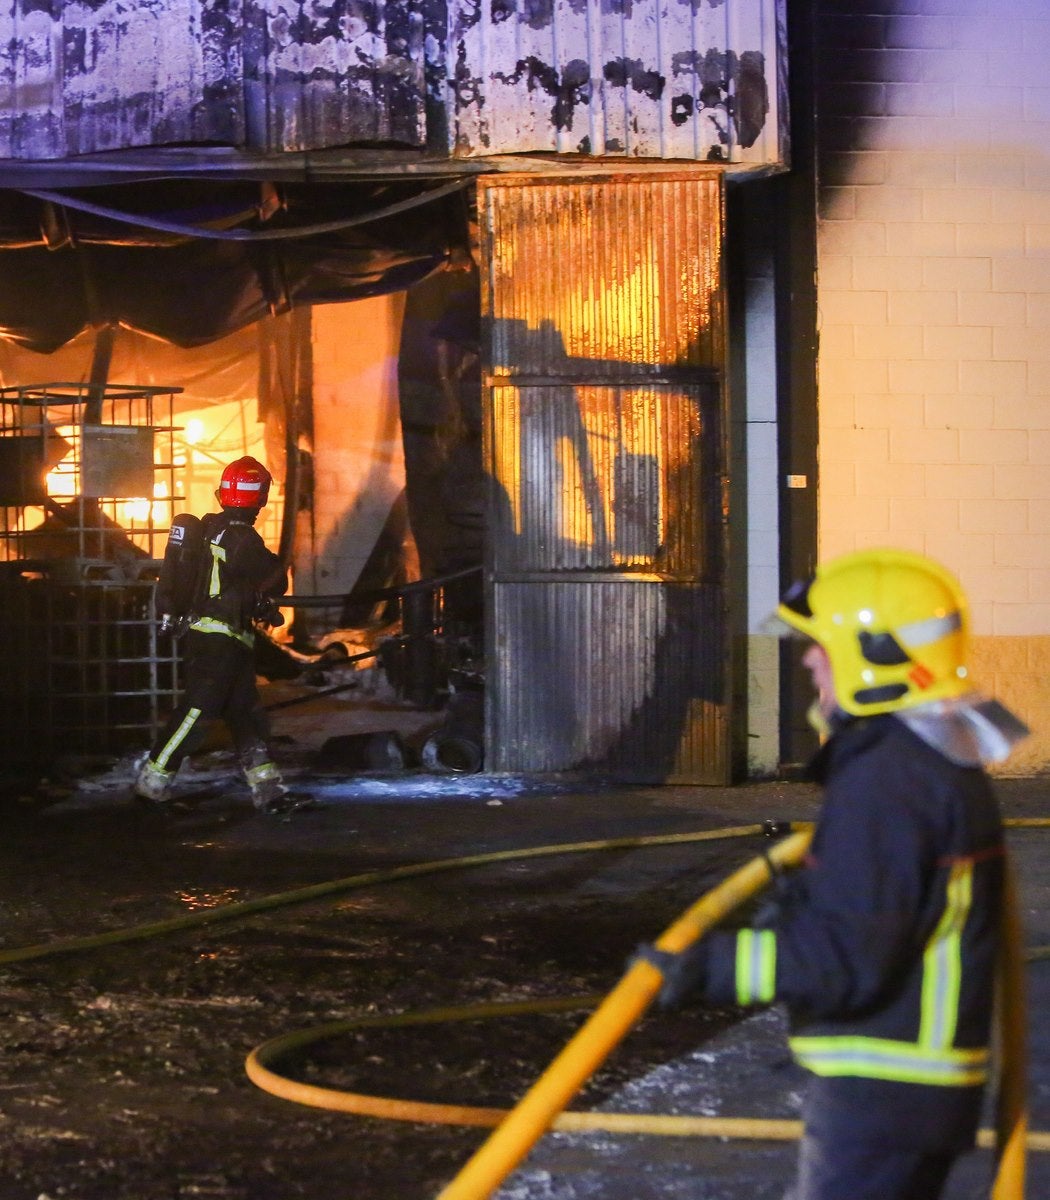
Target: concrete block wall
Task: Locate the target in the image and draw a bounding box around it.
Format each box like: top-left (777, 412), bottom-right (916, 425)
top-left (815, 0), bottom-right (1050, 771)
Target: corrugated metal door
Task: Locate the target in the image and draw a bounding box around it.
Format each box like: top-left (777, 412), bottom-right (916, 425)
top-left (480, 172), bottom-right (729, 783)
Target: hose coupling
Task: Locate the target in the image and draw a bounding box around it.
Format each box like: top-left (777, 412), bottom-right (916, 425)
top-left (762, 819), bottom-right (794, 839)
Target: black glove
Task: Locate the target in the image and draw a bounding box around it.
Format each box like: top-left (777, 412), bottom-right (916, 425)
top-left (633, 941), bottom-right (709, 1009)
top-left (159, 613), bottom-right (190, 638)
top-left (253, 596), bottom-right (286, 629)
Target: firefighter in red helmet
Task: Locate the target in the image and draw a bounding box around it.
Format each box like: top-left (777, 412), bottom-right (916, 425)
top-left (135, 456), bottom-right (295, 814)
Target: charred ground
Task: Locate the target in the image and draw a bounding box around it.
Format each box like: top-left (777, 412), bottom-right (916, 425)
top-left (0, 761), bottom-right (1047, 1200)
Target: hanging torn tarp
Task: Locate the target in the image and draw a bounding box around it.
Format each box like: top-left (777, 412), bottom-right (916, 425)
top-left (0, 324), bottom-right (260, 411)
top-left (0, 178), bottom-right (471, 352)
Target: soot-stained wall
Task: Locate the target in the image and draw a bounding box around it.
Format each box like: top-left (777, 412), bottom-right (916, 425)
top-left (1, 0), bottom-right (786, 165)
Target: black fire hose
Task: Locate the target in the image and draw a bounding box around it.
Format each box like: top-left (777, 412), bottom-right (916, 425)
top-left (279, 564), bottom-right (481, 610)
top-left (263, 566), bottom-right (483, 714)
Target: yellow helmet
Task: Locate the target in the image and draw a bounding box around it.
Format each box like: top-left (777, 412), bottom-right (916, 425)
top-left (776, 547), bottom-right (972, 716)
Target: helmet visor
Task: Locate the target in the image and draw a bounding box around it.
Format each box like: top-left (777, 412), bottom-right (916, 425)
top-left (758, 611), bottom-right (808, 638)
top-left (759, 576), bottom-right (815, 638)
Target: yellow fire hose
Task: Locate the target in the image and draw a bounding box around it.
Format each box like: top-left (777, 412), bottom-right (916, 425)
top-left (432, 828), bottom-right (814, 1200)
top-left (0, 815), bottom-right (1045, 1197)
top-left (245, 987), bottom-right (1050, 1149)
top-left (432, 829), bottom-right (1035, 1200)
top-left (244, 822), bottom-right (1046, 1200)
top-left (0, 824), bottom-right (772, 966)
top-left (994, 857), bottom-right (1029, 1199)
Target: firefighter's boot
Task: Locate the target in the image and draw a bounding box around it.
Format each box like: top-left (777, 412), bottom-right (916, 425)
top-left (134, 758), bottom-right (174, 805)
top-left (244, 760), bottom-right (292, 814)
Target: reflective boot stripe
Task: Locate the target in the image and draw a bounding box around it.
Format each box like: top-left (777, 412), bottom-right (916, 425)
top-left (735, 929), bottom-right (777, 1005)
top-left (154, 707), bottom-right (203, 769)
top-left (245, 762), bottom-right (282, 787)
top-left (244, 761), bottom-right (287, 809)
top-left (136, 759), bottom-right (174, 801)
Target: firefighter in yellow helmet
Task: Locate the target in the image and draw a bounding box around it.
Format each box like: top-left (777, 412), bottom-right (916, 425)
top-left (639, 548), bottom-right (1028, 1200)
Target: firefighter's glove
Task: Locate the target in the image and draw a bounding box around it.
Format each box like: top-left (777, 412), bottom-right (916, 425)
top-left (254, 596), bottom-right (286, 629)
top-left (632, 941), bottom-right (709, 1010)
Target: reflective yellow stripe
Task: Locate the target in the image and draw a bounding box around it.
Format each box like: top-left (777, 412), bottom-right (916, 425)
top-left (921, 860), bottom-right (972, 1050)
top-left (789, 1034), bottom-right (988, 1087)
top-left (789, 860), bottom-right (983, 1087)
top-left (155, 706), bottom-right (203, 769)
top-left (735, 929), bottom-right (776, 1006)
top-left (208, 540), bottom-right (226, 597)
top-left (190, 617), bottom-right (255, 648)
top-left (245, 762), bottom-right (280, 787)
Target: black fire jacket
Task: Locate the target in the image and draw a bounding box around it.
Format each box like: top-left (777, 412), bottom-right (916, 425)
top-left (157, 511), bottom-right (287, 644)
top-left (700, 714), bottom-right (1004, 1150)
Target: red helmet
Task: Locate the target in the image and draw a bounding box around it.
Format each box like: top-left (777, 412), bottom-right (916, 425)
top-left (218, 456), bottom-right (272, 508)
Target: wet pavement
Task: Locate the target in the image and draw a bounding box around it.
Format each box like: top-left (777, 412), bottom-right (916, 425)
top-left (0, 747), bottom-right (1048, 1200)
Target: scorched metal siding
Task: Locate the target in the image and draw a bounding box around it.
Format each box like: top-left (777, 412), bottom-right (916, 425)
top-left (491, 383), bottom-right (710, 576)
top-left (242, 0), bottom-right (427, 151)
top-left (1, 0), bottom-right (786, 165)
top-left (0, 0), bottom-right (427, 158)
top-left (487, 176), bottom-right (723, 375)
top-left (1, 0), bottom-right (245, 157)
top-left (482, 172), bottom-right (729, 782)
top-left (451, 0), bottom-right (785, 164)
top-left (490, 578), bottom-right (726, 777)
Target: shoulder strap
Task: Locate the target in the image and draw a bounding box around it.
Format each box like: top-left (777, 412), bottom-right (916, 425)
top-left (159, 513), bottom-right (205, 617)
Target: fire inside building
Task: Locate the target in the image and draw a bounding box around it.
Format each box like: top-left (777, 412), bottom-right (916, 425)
top-left (0, 189), bottom-right (489, 775)
top-left (2, 4), bottom-right (1050, 1200)
top-left (0, 0), bottom-right (793, 785)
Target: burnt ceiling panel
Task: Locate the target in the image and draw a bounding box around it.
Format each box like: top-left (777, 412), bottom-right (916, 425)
top-left (241, 0), bottom-right (428, 152)
top-left (0, 0), bottom-right (785, 164)
top-left (0, 0), bottom-right (245, 158)
top-left (1, 0), bottom-right (430, 159)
